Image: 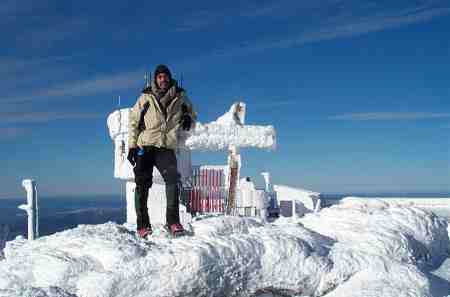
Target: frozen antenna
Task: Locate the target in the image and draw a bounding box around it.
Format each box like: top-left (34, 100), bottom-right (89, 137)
top-left (144, 72), bottom-right (151, 88)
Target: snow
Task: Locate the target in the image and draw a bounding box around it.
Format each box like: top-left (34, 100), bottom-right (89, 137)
top-left (1, 199), bottom-right (449, 297)
top-left (184, 122), bottom-right (276, 151)
top-left (341, 197), bottom-right (450, 208)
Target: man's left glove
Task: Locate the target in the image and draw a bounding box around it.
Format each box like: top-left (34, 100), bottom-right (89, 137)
top-left (180, 104), bottom-right (192, 131)
top-left (180, 114), bottom-right (192, 131)
top-left (127, 147), bottom-right (138, 166)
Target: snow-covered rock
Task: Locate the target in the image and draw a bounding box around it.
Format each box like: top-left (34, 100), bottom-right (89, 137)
top-left (0, 200), bottom-right (448, 297)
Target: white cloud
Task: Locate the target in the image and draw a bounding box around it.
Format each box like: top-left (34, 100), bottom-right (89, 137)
top-left (15, 19), bottom-right (90, 49)
top-left (251, 100), bottom-right (298, 109)
top-left (174, 1), bottom-right (296, 32)
top-left (202, 1), bottom-right (450, 58)
top-left (175, 10), bottom-right (223, 32)
top-left (329, 112), bottom-right (450, 121)
top-left (0, 111), bottom-right (103, 125)
top-left (4, 70), bottom-right (144, 104)
top-left (0, 55), bottom-right (75, 77)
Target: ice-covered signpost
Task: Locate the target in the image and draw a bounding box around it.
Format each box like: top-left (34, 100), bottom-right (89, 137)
top-left (184, 102), bottom-right (275, 216)
top-left (19, 179), bottom-right (39, 240)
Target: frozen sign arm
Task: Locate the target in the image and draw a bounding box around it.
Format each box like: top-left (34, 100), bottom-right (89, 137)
top-left (184, 102), bottom-right (276, 151)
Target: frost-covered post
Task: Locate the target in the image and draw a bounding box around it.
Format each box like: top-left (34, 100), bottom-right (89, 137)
top-left (314, 198), bottom-right (322, 213)
top-left (261, 172), bottom-right (272, 219)
top-left (226, 145), bottom-right (240, 215)
top-left (261, 172), bottom-right (272, 192)
top-left (19, 179), bottom-right (39, 240)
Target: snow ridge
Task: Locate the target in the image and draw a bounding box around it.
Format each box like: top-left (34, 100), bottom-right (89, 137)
top-left (0, 200), bottom-right (449, 297)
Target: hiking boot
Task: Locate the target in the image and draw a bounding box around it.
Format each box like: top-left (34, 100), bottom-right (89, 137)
top-left (168, 223), bottom-right (185, 235)
top-left (137, 226), bottom-right (152, 238)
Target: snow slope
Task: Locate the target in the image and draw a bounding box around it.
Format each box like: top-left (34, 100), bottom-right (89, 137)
top-left (0, 199), bottom-right (449, 297)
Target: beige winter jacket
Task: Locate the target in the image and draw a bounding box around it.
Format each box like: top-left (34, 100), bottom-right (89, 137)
top-left (128, 87), bottom-right (196, 150)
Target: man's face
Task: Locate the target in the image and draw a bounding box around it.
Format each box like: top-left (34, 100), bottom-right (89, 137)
top-left (156, 73), bottom-right (170, 91)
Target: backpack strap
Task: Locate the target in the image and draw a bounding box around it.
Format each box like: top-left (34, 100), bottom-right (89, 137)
top-left (138, 101), bottom-right (150, 131)
top-left (142, 86), bottom-right (152, 94)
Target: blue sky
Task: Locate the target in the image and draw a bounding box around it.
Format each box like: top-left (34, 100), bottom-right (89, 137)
top-left (1, 0), bottom-right (449, 198)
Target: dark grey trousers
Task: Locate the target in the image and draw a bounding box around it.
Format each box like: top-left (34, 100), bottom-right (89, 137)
top-left (133, 146), bottom-right (180, 229)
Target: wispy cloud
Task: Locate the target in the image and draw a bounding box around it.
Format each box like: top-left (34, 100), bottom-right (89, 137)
top-left (240, 3), bottom-right (281, 18)
top-left (251, 100), bottom-right (298, 109)
top-left (0, 4), bottom-right (96, 63)
top-left (0, 0), bottom-right (34, 18)
top-left (329, 112), bottom-right (450, 121)
top-left (174, 1), bottom-right (293, 32)
top-left (0, 55), bottom-right (77, 79)
top-left (4, 70), bottom-right (144, 104)
top-left (201, 1), bottom-right (450, 58)
top-left (0, 111), bottom-right (103, 125)
top-left (175, 10), bottom-right (224, 32)
top-left (15, 19), bottom-right (90, 50)
top-left (0, 127), bottom-right (28, 140)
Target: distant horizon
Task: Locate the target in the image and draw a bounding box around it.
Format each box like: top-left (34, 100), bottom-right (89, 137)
top-left (1, 190), bottom-right (450, 201)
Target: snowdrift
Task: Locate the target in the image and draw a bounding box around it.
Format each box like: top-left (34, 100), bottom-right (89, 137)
top-left (0, 199), bottom-right (448, 297)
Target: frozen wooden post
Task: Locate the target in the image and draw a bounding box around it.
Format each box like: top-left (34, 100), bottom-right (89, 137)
top-left (225, 103), bottom-right (245, 215)
top-left (226, 145), bottom-right (240, 215)
top-left (19, 179), bottom-right (39, 240)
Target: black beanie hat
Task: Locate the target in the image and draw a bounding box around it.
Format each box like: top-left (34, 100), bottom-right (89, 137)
top-left (154, 64), bottom-right (172, 80)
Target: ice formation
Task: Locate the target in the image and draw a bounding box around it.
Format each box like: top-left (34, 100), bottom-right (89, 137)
top-left (0, 199), bottom-right (449, 297)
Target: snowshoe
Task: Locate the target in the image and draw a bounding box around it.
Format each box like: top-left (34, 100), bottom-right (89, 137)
top-left (137, 226), bottom-right (152, 239)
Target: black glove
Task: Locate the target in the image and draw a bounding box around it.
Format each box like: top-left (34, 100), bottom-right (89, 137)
top-left (180, 114), bottom-right (192, 131)
top-left (127, 147), bottom-right (138, 166)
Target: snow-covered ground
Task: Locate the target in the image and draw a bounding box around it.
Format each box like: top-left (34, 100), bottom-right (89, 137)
top-left (0, 199), bottom-right (449, 297)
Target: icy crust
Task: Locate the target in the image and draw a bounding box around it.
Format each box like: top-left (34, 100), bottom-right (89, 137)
top-left (0, 201), bottom-right (449, 297)
top-left (299, 198), bottom-right (449, 297)
top-left (184, 122), bottom-right (276, 151)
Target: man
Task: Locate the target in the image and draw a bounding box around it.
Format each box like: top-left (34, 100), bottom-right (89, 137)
top-left (127, 64), bottom-right (196, 238)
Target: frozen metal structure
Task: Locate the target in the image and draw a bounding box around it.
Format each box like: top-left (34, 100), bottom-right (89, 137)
top-left (18, 179), bottom-right (39, 240)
